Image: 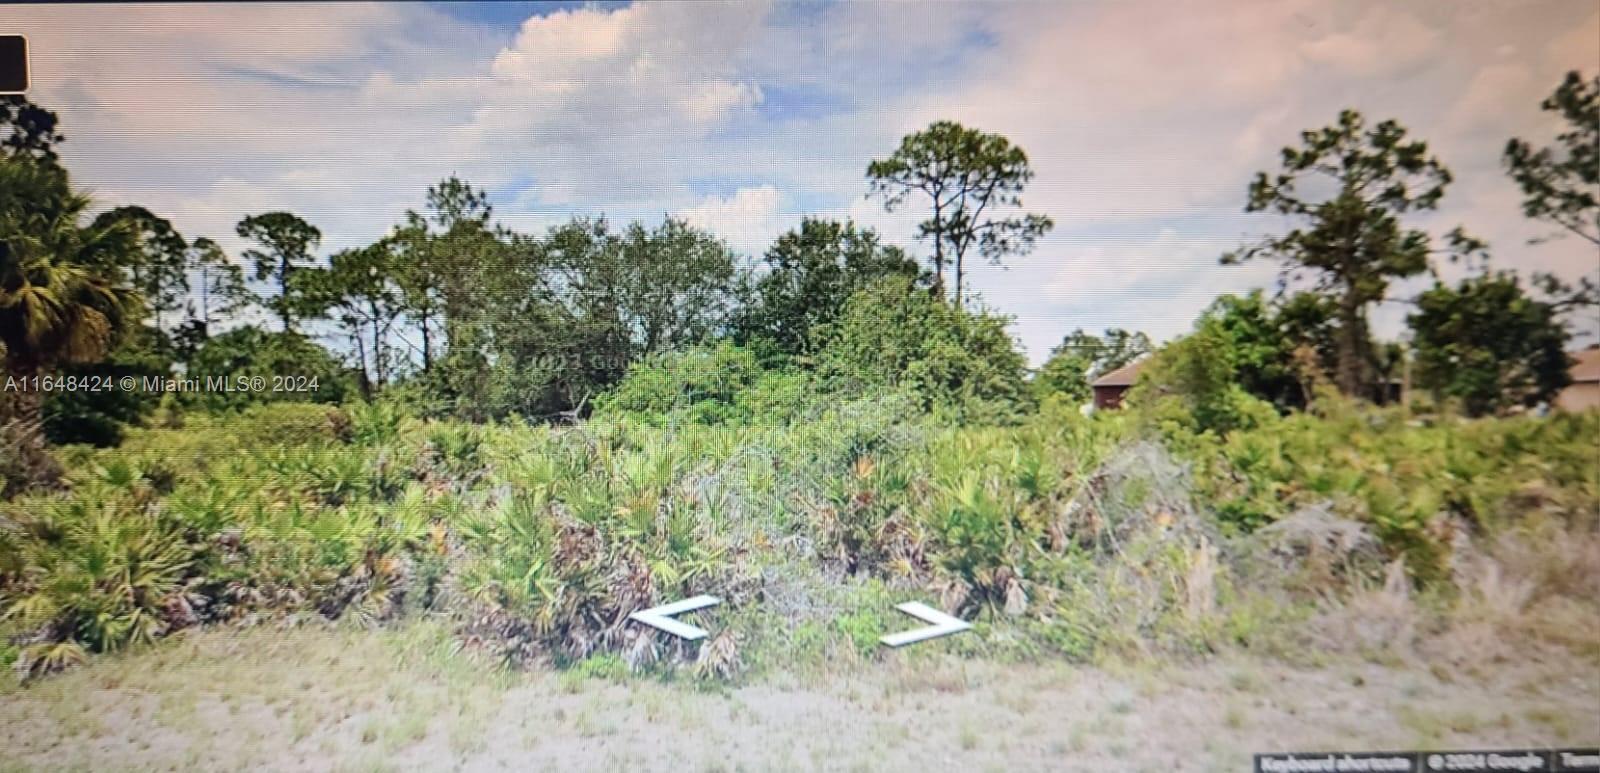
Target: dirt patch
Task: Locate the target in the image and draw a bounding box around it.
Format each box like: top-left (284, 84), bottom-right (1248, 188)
top-left (1, 624), bottom-right (1595, 772)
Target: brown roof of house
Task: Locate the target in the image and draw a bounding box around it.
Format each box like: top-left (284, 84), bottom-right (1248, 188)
top-left (1571, 347), bottom-right (1600, 384)
top-left (1091, 358), bottom-right (1147, 388)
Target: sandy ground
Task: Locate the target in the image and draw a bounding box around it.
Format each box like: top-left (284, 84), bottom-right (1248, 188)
top-left (2, 623), bottom-right (1595, 772)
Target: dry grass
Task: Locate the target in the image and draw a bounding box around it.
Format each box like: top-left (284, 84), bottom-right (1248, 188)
top-left (1298, 515), bottom-right (1600, 671)
top-left (0, 620), bottom-right (1592, 771)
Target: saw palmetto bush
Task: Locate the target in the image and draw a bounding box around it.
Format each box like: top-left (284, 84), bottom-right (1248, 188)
top-left (1183, 400), bottom-right (1600, 584)
top-left (2, 391), bottom-right (1595, 681)
top-left (454, 494), bottom-right (625, 663)
top-left (813, 454), bottom-right (924, 578)
top-left (453, 419), bottom-right (749, 668)
top-left (1, 410), bottom-right (464, 679)
top-left (4, 492), bottom-right (189, 677)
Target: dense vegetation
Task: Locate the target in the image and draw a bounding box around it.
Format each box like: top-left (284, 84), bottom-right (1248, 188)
top-left (1, 73), bottom-right (1597, 683)
top-left (2, 394), bottom-right (1595, 680)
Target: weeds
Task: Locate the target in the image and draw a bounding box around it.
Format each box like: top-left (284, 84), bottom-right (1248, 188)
top-left (0, 420), bottom-right (65, 500)
top-left (2, 397), bottom-right (1595, 683)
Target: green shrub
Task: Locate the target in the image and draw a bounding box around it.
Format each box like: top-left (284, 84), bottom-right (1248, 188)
top-left (4, 493), bottom-right (191, 676)
top-left (816, 277), bottom-right (1033, 420)
top-left (1410, 272), bottom-right (1572, 416)
top-left (4, 377), bottom-right (1594, 681)
top-left (1185, 406), bottom-right (1600, 583)
top-left (42, 329), bottom-right (176, 447)
top-left (568, 652), bottom-right (630, 681)
top-left (0, 408), bottom-right (466, 679)
top-left (229, 402), bottom-right (350, 447)
top-left (834, 608), bottom-right (887, 658)
top-left (598, 342), bottom-right (781, 426)
top-left (1130, 316), bottom-right (1281, 437)
top-left (184, 328), bottom-right (354, 411)
top-left (733, 369), bottom-right (816, 426)
top-left (345, 399), bottom-right (410, 445)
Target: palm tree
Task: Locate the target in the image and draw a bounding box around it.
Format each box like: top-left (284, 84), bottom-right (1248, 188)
top-left (0, 157), bottom-right (137, 424)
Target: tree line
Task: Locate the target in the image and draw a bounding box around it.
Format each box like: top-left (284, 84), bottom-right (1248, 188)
top-left (2, 70), bottom-right (1596, 444)
top-left (1044, 74), bottom-right (1597, 417)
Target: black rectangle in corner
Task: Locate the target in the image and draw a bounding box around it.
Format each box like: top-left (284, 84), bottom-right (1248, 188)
top-left (0, 35), bottom-right (29, 94)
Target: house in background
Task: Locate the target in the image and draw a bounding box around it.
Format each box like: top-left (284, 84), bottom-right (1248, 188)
top-left (1087, 347), bottom-right (1600, 412)
top-left (1090, 359), bottom-right (1146, 410)
top-left (1556, 347), bottom-right (1600, 412)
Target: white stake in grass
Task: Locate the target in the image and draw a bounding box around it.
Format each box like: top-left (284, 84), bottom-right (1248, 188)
top-left (627, 595), bottom-right (721, 641)
top-left (880, 601), bottom-right (972, 648)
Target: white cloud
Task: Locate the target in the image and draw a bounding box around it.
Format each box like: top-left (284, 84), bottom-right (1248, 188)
top-left (9, 0), bottom-right (1597, 363)
top-left (1448, 63), bottom-right (1537, 132)
top-left (681, 81), bottom-right (765, 124)
top-left (483, 2), bottom-right (767, 132)
top-left (474, 3), bottom-right (768, 129)
top-left (898, 0), bottom-right (1599, 359)
top-left (676, 185), bottom-right (784, 256)
top-left (1300, 4), bottom-right (1443, 77)
top-left (491, 8), bottom-right (630, 77)
top-left (975, 228), bottom-right (1281, 361)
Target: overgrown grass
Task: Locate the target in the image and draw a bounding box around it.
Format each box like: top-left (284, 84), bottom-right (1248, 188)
top-left (2, 395), bottom-right (1596, 683)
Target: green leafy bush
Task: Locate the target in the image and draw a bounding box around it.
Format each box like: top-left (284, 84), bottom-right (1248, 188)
top-left (1410, 272), bottom-right (1572, 416)
top-left (816, 277), bottom-right (1033, 420)
top-left (598, 342), bottom-right (813, 426)
top-left (1186, 405), bottom-right (1600, 582)
top-left (345, 399), bottom-right (410, 445)
top-left (1130, 314), bottom-right (1281, 436)
top-left (5, 494), bottom-right (190, 676)
top-left (183, 328), bottom-right (354, 411)
top-left (3, 387), bottom-right (1593, 680)
top-left (43, 330), bottom-right (175, 446)
top-left (228, 402), bottom-right (351, 446)
top-left (1, 451), bottom-right (440, 678)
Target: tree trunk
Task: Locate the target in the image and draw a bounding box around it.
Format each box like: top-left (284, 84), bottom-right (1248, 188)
top-left (369, 301), bottom-right (385, 388)
top-left (353, 333), bottom-right (372, 400)
top-left (2, 358), bottom-right (44, 426)
top-left (279, 258), bottom-right (294, 333)
top-left (932, 200), bottom-right (946, 299)
top-left (372, 323), bottom-right (385, 387)
top-left (420, 312), bottom-right (433, 372)
top-left (1401, 348), bottom-right (1413, 416)
top-left (1334, 289), bottom-right (1365, 397)
top-left (199, 265), bottom-right (211, 329)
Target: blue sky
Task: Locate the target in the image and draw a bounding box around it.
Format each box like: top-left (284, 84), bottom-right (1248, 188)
top-left (12, 1), bottom-right (1599, 362)
top-left (436, 1), bottom-right (609, 30)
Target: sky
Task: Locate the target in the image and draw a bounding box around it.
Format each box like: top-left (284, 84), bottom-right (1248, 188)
top-left (10, 0), bottom-right (1600, 363)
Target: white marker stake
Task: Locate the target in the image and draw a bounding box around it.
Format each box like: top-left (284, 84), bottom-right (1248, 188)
top-left (880, 601), bottom-right (972, 648)
top-left (628, 595), bottom-right (721, 641)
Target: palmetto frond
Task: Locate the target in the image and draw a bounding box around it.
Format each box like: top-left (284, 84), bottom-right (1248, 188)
top-left (0, 157), bottom-right (137, 375)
